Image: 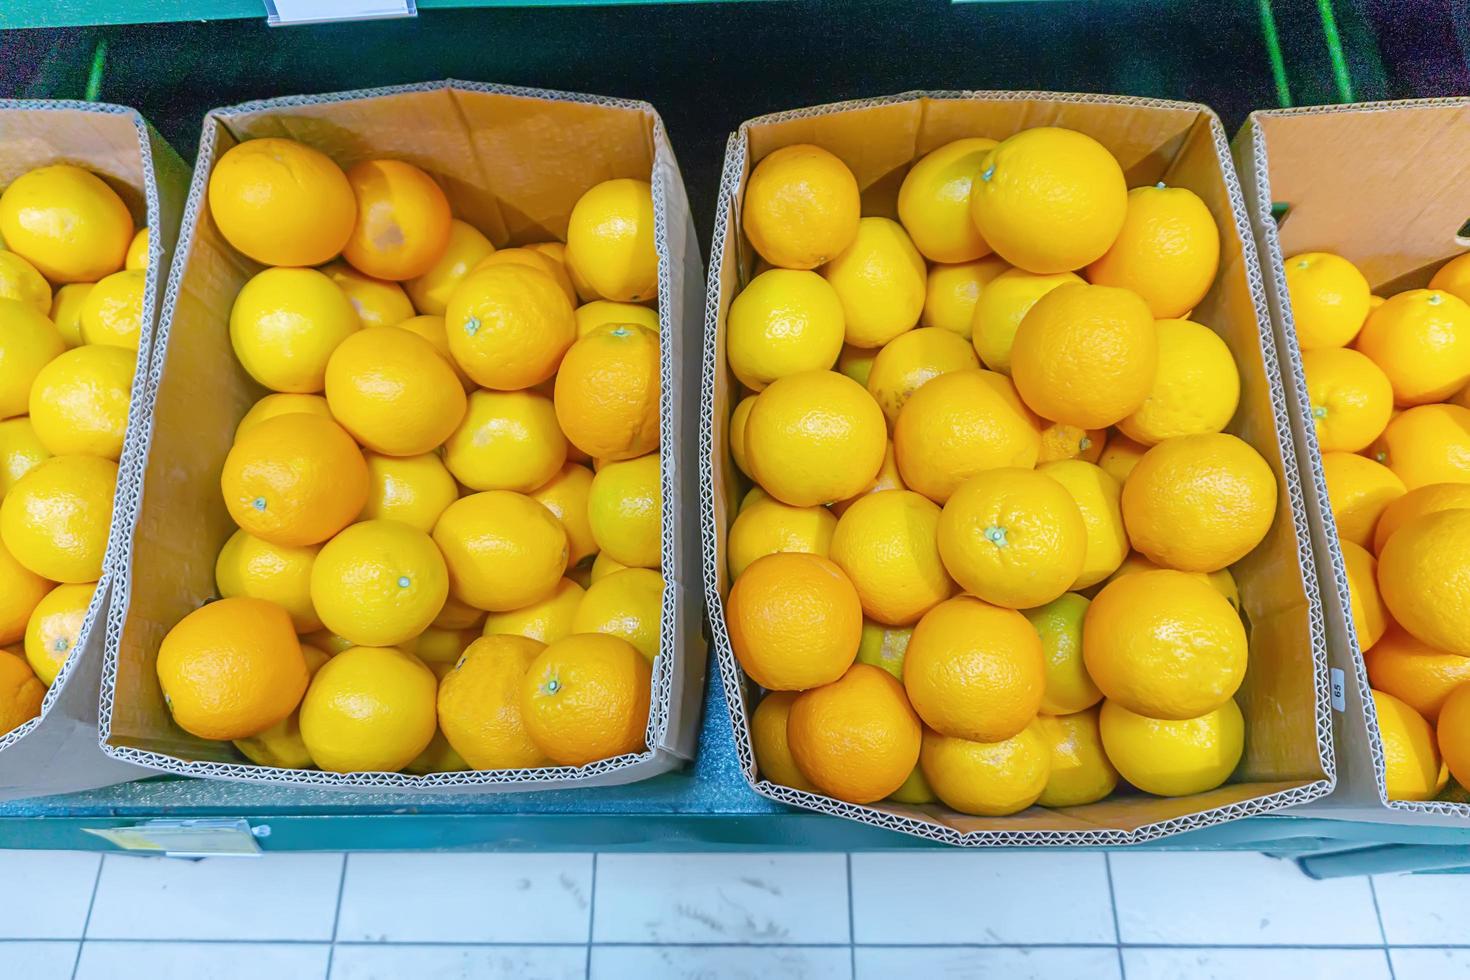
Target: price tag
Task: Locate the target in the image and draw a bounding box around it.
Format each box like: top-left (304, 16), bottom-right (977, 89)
top-left (264, 0), bottom-right (416, 26)
top-left (1330, 667), bottom-right (1346, 712)
top-left (82, 818), bottom-right (266, 857)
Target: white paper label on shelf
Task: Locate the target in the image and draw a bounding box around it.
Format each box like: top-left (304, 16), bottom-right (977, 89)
top-left (264, 0), bottom-right (416, 26)
top-left (81, 818), bottom-right (265, 857)
top-left (1330, 667), bottom-right (1346, 712)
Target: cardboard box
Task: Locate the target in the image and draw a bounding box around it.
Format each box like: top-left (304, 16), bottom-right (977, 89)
top-left (0, 100), bottom-right (189, 802)
top-left (1235, 99), bottom-right (1470, 825)
top-left (99, 81), bottom-right (706, 791)
top-left (701, 92), bottom-right (1335, 844)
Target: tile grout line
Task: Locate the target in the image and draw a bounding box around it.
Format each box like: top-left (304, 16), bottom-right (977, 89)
top-left (323, 852), bottom-right (349, 980)
top-left (586, 852), bottom-right (598, 980)
top-left (1367, 876), bottom-right (1396, 980)
top-left (32, 938), bottom-right (1469, 950)
top-left (1103, 853), bottom-right (1126, 980)
top-left (846, 853), bottom-right (856, 978)
top-left (69, 854), bottom-right (106, 980)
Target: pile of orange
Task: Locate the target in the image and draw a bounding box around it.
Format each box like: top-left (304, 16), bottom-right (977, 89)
top-left (1292, 250), bottom-right (1470, 801)
top-left (0, 163), bottom-right (148, 736)
top-left (153, 137), bottom-right (665, 774)
top-left (726, 129), bottom-right (1275, 814)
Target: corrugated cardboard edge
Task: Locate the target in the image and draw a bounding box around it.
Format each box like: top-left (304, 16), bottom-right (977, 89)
top-left (97, 80), bottom-right (707, 793)
top-left (1237, 98), bottom-right (1470, 824)
top-left (0, 100), bottom-right (189, 802)
top-left (700, 90), bottom-right (1336, 845)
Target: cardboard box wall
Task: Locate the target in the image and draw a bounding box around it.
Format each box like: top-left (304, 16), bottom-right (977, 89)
top-left (700, 92), bottom-right (1336, 844)
top-left (1235, 99), bottom-right (1470, 825)
top-left (99, 81), bottom-right (706, 791)
top-left (0, 101), bottom-right (189, 802)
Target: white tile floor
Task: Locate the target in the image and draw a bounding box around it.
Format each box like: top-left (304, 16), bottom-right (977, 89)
top-left (0, 848), bottom-right (1466, 979)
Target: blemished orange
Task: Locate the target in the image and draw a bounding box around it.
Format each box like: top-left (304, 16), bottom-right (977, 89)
top-left (220, 414), bottom-right (368, 548)
top-left (1009, 283), bottom-right (1158, 429)
top-left (405, 219), bottom-right (496, 316)
top-left (865, 327), bottom-right (979, 427)
top-left (1378, 508), bottom-right (1470, 656)
top-left (473, 248), bottom-right (577, 307)
top-left (742, 144), bottom-right (860, 271)
top-left (0, 300), bottom-right (66, 419)
top-left (1283, 252), bottom-right (1372, 349)
top-left (903, 595), bottom-right (1044, 742)
top-left (571, 567), bottom-right (663, 662)
top-left (0, 649), bottom-right (44, 736)
top-left (855, 619), bottom-right (912, 680)
top-left (1355, 289), bottom-right (1470, 405)
top-left (1, 164), bottom-right (133, 283)
top-left (896, 137), bottom-right (998, 263)
top-left (1099, 698), bottom-right (1244, 797)
top-left (155, 597), bottom-right (309, 741)
top-left (359, 452), bottom-right (458, 534)
top-left (0, 454), bottom-right (116, 583)
top-left (1097, 431), bottom-right (1147, 485)
top-left (919, 722), bottom-right (1051, 817)
top-left (0, 538), bottom-right (51, 647)
top-left (726, 269), bottom-right (844, 391)
top-left (520, 632), bottom-right (651, 766)
top-left (1086, 183), bottom-right (1220, 318)
top-left (437, 634), bottom-right (548, 770)
top-left (482, 578), bottom-right (583, 646)
top-left (23, 582), bottom-right (93, 687)
top-left (586, 454), bottom-right (662, 568)
top-left (936, 467), bottom-right (1086, 610)
top-left (443, 263), bottom-right (577, 391)
top-left (443, 390), bottom-right (567, 494)
top-left (324, 327), bottom-right (467, 456)
top-left (1025, 592), bottom-right (1100, 715)
top-left (1038, 423), bottom-right (1105, 465)
top-left (214, 528), bottom-right (321, 633)
top-left (1373, 483), bottom-right (1470, 554)
top-left (235, 392), bottom-right (333, 441)
top-left (1372, 404), bottom-right (1470, 490)
top-left (788, 663), bottom-right (921, 804)
top-left (530, 463), bottom-right (599, 566)
top-left (1036, 707), bottom-right (1119, 808)
top-left (921, 257), bottom-right (1010, 339)
top-left (342, 159), bottom-right (452, 281)
top-left (1084, 569), bottom-right (1247, 720)
top-left (829, 490), bottom-right (954, 626)
top-left (207, 138), bottom-right (354, 267)
top-left (750, 690), bottom-right (816, 792)
top-left (1366, 624), bottom-right (1470, 723)
top-left (300, 644), bottom-right (438, 772)
top-left (1121, 433), bottom-right (1277, 572)
top-left (228, 267), bottom-right (360, 394)
top-left (970, 269), bottom-right (1083, 375)
top-left (1373, 688), bottom-right (1445, 801)
top-left (432, 490), bottom-right (569, 613)
top-left (1039, 459), bottom-right (1128, 589)
top-left (968, 127), bottom-right (1127, 274)
top-left (1341, 540), bottom-right (1389, 653)
top-left (1438, 683), bottom-right (1470, 792)
top-left (565, 178), bottom-right (659, 303)
top-left (893, 368), bottom-right (1041, 504)
top-left (726, 494), bottom-right (837, 579)
top-left (310, 520), bottom-right (449, 648)
top-left (321, 261), bottom-right (415, 331)
top-left (822, 217), bottom-right (927, 349)
top-left (1301, 346), bottom-right (1395, 453)
top-left (744, 370), bottom-right (886, 507)
top-left (725, 552), bottom-right (861, 691)
top-left (554, 323), bottom-right (661, 462)
top-left (1117, 318), bottom-right (1240, 446)
top-left (1321, 450), bottom-right (1405, 548)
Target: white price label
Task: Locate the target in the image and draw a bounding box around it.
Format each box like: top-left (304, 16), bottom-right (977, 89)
top-left (82, 818), bottom-right (266, 857)
top-left (1330, 667), bottom-right (1346, 712)
top-left (264, 0), bottom-right (416, 26)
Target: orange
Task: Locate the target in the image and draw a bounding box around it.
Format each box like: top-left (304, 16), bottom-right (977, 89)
top-left (0, 455), bottom-right (116, 583)
top-left (342, 159), bottom-right (452, 281)
top-left (1097, 432), bottom-right (1147, 485)
top-left (405, 219), bottom-right (495, 316)
top-left (822, 217), bottom-right (926, 349)
top-left (725, 552), bottom-right (860, 691)
top-left (207, 138), bottom-right (353, 267)
top-left (903, 595), bottom-right (1043, 742)
top-left (0, 649), bottom-right (43, 736)
top-left (155, 597), bottom-right (309, 741)
top-left (321, 261), bottom-right (415, 331)
top-left (2, 164), bottom-right (132, 283)
top-left (214, 529), bottom-right (321, 633)
top-left (586, 454), bottom-right (662, 568)
top-left (742, 144), bottom-right (860, 271)
top-left (0, 417), bottom-right (48, 497)
top-left (1321, 450), bottom-right (1404, 549)
top-left (855, 619), bottom-right (912, 680)
top-left (1039, 459), bottom-right (1127, 589)
top-left (893, 368), bottom-right (1040, 504)
top-left (473, 248), bottom-right (578, 307)
top-left (1301, 346), bottom-right (1395, 453)
top-left (919, 722), bottom-right (1050, 817)
top-left (444, 263), bottom-right (576, 391)
top-left (1117, 318), bottom-right (1240, 445)
top-left (443, 390), bottom-right (566, 493)
top-left (1084, 569), bottom-right (1246, 720)
top-left (229, 267), bottom-right (360, 394)
top-left (28, 344), bottom-right (134, 461)
top-left (1355, 289), bottom-right (1470, 405)
top-left (726, 269), bottom-right (844, 391)
top-left (0, 299), bottom-right (66, 419)
top-left (750, 690), bottom-right (816, 791)
top-left (1038, 423), bottom-right (1105, 465)
top-left (1099, 698), bottom-right (1244, 797)
top-left (788, 663), bottom-right (921, 804)
top-left (1036, 707), bottom-right (1119, 808)
top-left (589, 552), bottom-right (629, 585)
top-left (831, 439), bottom-right (906, 517)
top-left (324, 327), bottom-right (467, 456)
top-left (727, 494), bottom-right (836, 580)
top-left (23, 582), bottom-right (93, 687)
top-left (437, 634), bottom-right (548, 770)
top-left (1025, 592), bottom-right (1101, 715)
top-left (520, 632), bottom-right (651, 766)
top-left (574, 299), bottom-right (659, 339)
top-left (744, 370), bottom-right (886, 507)
top-left (1438, 683), bottom-right (1470, 792)
top-left (829, 490), bottom-right (954, 626)
top-left (1378, 508), bottom-right (1470, 656)
top-left (921, 257), bottom-right (1010, 339)
top-left (837, 343), bottom-right (877, 387)
top-left (865, 327), bottom-right (978, 427)
top-left (235, 392), bottom-right (333, 441)
top-left (1341, 540), bottom-right (1388, 653)
top-left (1373, 688), bottom-right (1445, 801)
top-left (1282, 252), bottom-right (1371, 349)
top-left (393, 314), bottom-right (475, 391)
top-left (432, 490), bottom-right (568, 612)
top-left (78, 269), bottom-right (144, 350)
top-left (554, 323), bottom-right (660, 461)
top-left (1373, 482), bottom-right (1470, 554)
top-left (970, 269), bottom-right (1083, 375)
top-left (896, 137), bottom-right (998, 263)
top-left (0, 538), bottom-right (51, 646)
top-left (936, 467), bottom-right (1086, 609)
top-left (359, 452), bottom-right (458, 534)
top-left (1372, 404), bottom-right (1470, 489)
top-left (1121, 433), bottom-right (1277, 572)
top-left (1105, 552), bottom-right (1241, 611)
top-left (299, 644), bottom-right (438, 772)
top-left (1366, 624), bottom-right (1470, 723)
top-left (570, 567), bottom-right (663, 661)
top-left (1009, 283), bottom-right (1157, 428)
top-left (728, 394), bottom-right (756, 478)
top-left (0, 249), bottom-right (51, 314)
top-left (531, 463), bottom-right (598, 566)
top-left (434, 595), bottom-right (487, 631)
top-left (482, 577), bottom-right (584, 646)
top-left (1430, 252), bottom-right (1470, 305)
top-left (565, 178), bottom-right (659, 303)
top-left (48, 282), bottom-right (91, 348)
top-left (969, 127), bottom-right (1126, 274)
top-left (220, 414), bottom-right (368, 548)
top-left (125, 227), bottom-right (149, 271)
top-left (1086, 183), bottom-right (1220, 318)
top-left (311, 520), bottom-right (449, 648)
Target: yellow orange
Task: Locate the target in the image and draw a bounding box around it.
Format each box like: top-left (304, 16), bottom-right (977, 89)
top-left (1283, 252), bottom-right (1371, 349)
top-left (970, 269), bottom-right (1082, 375)
top-left (1099, 698), bottom-right (1244, 797)
top-left (325, 326), bottom-right (468, 455)
top-left (1366, 624), bottom-right (1470, 723)
top-left (565, 178), bottom-right (659, 303)
top-left (571, 567), bottom-right (663, 661)
top-left (27, 345), bottom-right (135, 460)
top-left (788, 663), bottom-right (921, 804)
top-left (1378, 509), bottom-right (1470, 656)
top-left (587, 454), bottom-right (661, 569)
top-left (78, 269), bottom-right (144, 350)
top-left (1025, 592), bottom-right (1100, 715)
top-left (1039, 459), bottom-right (1127, 589)
top-left (1036, 707), bottom-right (1119, 808)
top-left (443, 263), bottom-right (576, 391)
top-left (0, 417), bottom-right (48, 497)
top-left (321, 261), bottom-right (415, 330)
top-left (359, 452), bottom-right (458, 534)
top-left (311, 520), bottom-right (449, 648)
top-left (554, 322), bottom-right (660, 461)
top-left (1087, 184), bottom-right (1220, 318)
top-left (229, 267), bottom-right (360, 393)
top-left (574, 300), bottom-right (659, 339)
top-left (750, 690), bottom-right (816, 791)
top-left (215, 529), bottom-right (321, 633)
top-left (727, 495), bottom-right (836, 579)
top-left (0, 537), bottom-right (51, 647)
top-left (48, 283), bottom-right (91, 348)
top-left (0, 648), bottom-right (44, 736)
top-left (921, 257), bottom-right (1010, 340)
top-left (742, 144), bottom-right (860, 271)
top-left (432, 490), bottom-right (568, 612)
top-left (829, 490), bottom-right (954, 626)
top-left (1373, 482), bottom-right (1470, 554)
top-left (822, 217), bottom-right (926, 349)
top-left (1301, 346), bottom-right (1395, 453)
top-left (23, 582), bottom-right (93, 687)
top-left (865, 327), bottom-right (979, 427)
top-left (125, 227), bottom-right (149, 271)
top-left (220, 414), bottom-right (368, 548)
top-left (896, 137), bottom-right (998, 263)
top-left (1321, 450), bottom-right (1405, 548)
top-left (393, 314), bottom-right (475, 391)
top-left (472, 248), bottom-right (577, 307)
top-left (1372, 404), bottom-right (1470, 490)
top-left (1355, 289), bottom-right (1470, 405)
top-left (727, 269), bottom-right (844, 391)
top-left (1, 164), bottom-right (132, 283)
top-left (1097, 432), bottom-right (1147, 485)
top-left (855, 619), bottom-right (912, 681)
top-left (443, 389), bottom-right (566, 494)
top-left (1117, 318), bottom-right (1240, 445)
top-left (0, 300), bottom-right (66, 419)
top-left (1038, 422), bottom-right (1105, 464)
top-left (207, 138), bottom-right (354, 267)
top-left (1341, 540), bottom-right (1388, 653)
top-left (0, 455), bottom-right (115, 583)
top-left (920, 722), bottom-right (1050, 817)
top-left (1372, 688), bottom-right (1445, 801)
top-left (482, 578), bottom-right (584, 646)
top-left (744, 370), bottom-right (886, 507)
top-left (235, 392), bottom-right (333, 441)
top-left (1438, 683), bottom-right (1470, 792)
top-left (520, 632), bottom-right (651, 765)
top-left (300, 644), bottom-right (438, 772)
top-left (405, 219), bottom-right (495, 316)
top-left (437, 634), bottom-right (548, 770)
top-left (726, 552), bottom-right (860, 691)
top-left (0, 250), bottom-right (51, 314)
top-left (530, 463), bottom-right (598, 566)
